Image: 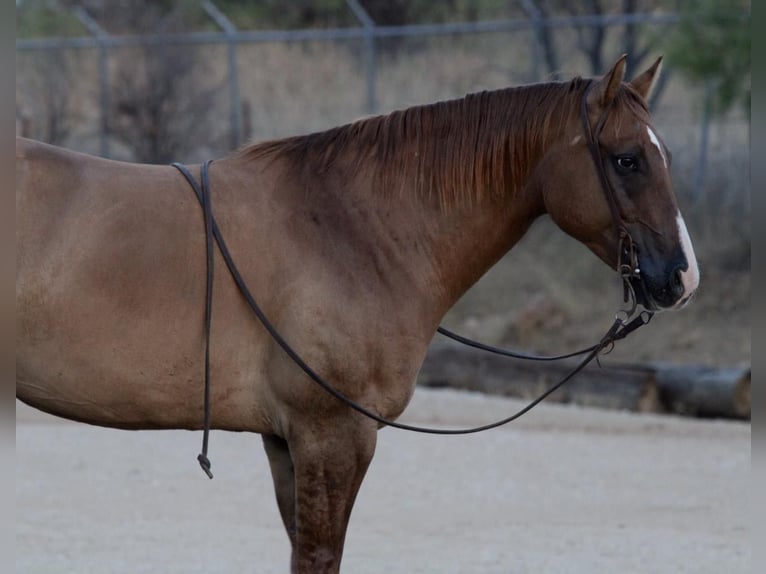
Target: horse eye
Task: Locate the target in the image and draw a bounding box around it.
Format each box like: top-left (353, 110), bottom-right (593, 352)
top-left (615, 155), bottom-right (637, 172)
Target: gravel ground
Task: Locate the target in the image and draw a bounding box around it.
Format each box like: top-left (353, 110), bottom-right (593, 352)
top-left (16, 388), bottom-right (750, 574)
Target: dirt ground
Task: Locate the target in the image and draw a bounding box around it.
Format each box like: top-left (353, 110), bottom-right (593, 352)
top-left (16, 388), bottom-right (749, 574)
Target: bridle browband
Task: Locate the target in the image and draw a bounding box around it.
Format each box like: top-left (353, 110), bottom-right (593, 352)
top-left (171, 82), bottom-right (653, 479)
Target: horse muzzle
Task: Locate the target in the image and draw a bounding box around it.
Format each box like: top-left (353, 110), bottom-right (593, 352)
top-left (629, 259), bottom-right (698, 312)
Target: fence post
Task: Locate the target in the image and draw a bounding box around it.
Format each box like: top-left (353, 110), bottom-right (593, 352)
top-left (518, 0), bottom-right (543, 81)
top-left (74, 6), bottom-right (110, 158)
top-left (202, 1), bottom-right (242, 150)
top-left (693, 80), bottom-right (714, 207)
top-left (346, 0), bottom-right (377, 115)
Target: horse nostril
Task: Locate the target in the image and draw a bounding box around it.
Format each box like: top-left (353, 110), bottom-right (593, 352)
top-left (670, 266), bottom-right (685, 297)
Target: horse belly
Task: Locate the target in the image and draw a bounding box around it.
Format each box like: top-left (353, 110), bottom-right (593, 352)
top-left (17, 264), bottom-right (271, 431)
top-left (17, 225), bottom-right (198, 428)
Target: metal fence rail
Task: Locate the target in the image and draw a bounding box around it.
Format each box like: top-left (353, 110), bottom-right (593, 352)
top-left (16, 1), bottom-right (749, 218)
top-left (16, 2), bottom-right (680, 158)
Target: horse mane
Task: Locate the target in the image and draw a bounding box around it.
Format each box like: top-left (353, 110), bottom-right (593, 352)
top-left (237, 77), bottom-right (646, 208)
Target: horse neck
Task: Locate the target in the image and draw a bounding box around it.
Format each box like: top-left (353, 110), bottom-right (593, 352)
top-left (236, 83), bottom-right (582, 328)
top-left (398, 174), bottom-right (544, 323)
top-left (349, 88), bottom-right (580, 320)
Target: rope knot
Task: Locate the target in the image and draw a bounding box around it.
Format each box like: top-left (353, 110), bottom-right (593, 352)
top-left (198, 453), bottom-right (213, 479)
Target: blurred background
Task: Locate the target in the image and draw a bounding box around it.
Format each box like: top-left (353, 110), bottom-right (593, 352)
top-left (15, 0), bottom-right (750, 369)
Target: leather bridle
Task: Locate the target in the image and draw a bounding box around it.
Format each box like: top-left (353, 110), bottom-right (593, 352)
top-left (580, 80), bottom-right (643, 309)
top-left (171, 82), bottom-right (653, 479)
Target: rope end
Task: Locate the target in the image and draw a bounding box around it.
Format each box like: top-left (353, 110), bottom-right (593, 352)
top-left (198, 454), bottom-right (214, 479)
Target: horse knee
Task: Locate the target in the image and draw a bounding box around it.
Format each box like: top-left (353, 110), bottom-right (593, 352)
top-left (287, 421), bottom-right (377, 570)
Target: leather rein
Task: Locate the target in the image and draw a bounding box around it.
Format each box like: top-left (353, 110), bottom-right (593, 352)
top-left (172, 81), bottom-right (652, 479)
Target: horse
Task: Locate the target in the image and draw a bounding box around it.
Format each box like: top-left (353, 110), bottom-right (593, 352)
top-left (16, 55), bottom-right (698, 573)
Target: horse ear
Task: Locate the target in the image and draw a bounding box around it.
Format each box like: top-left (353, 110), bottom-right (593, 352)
top-left (629, 56), bottom-right (663, 101)
top-left (588, 54), bottom-right (628, 109)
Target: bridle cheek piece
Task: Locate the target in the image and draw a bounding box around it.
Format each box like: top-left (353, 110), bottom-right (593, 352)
top-left (579, 81), bottom-right (644, 312)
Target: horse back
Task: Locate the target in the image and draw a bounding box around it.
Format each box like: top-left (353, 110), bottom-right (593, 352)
top-left (15, 140), bottom-right (252, 429)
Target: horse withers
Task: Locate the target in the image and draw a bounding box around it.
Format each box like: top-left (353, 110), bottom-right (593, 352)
top-left (16, 55), bottom-right (698, 573)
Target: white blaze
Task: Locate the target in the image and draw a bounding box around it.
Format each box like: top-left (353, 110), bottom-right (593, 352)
top-left (646, 126), bottom-right (667, 168)
top-left (676, 213), bottom-right (700, 303)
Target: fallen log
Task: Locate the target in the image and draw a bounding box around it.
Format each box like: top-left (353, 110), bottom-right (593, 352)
top-left (653, 364), bottom-right (750, 419)
top-left (417, 342), bottom-right (750, 420)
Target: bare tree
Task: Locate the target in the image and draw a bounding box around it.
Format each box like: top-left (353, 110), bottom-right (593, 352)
top-left (72, 0), bottom-right (224, 163)
top-left (522, 0), bottom-right (672, 106)
top-left (110, 45), bottom-right (221, 163)
top-left (17, 50), bottom-right (74, 145)
top-left (16, 0), bottom-right (76, 146)
top-left (518, 0), bottom-right (561, 80)
top-left (41, 55), bottom-right (73, 145)
top-left (621, 0), bottom-right (675, 108)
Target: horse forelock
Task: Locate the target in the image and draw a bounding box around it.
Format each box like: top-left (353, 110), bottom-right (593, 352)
top-left (238, 77), bottom-right (600, 208)
top-left (604, 83), bottom-right (652, 137)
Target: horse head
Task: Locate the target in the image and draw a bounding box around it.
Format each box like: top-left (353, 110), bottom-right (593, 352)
top-left (538, 55), bottom-right (699, 311)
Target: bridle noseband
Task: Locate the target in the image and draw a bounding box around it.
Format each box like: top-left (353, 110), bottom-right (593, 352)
top-left (172, 83), bottom-right (654, 478)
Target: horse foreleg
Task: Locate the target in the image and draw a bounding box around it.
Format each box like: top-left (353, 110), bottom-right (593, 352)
top-left (287, 417), bottom-right (377, 574)
top-left (262, 434), bottom-right (298, 549)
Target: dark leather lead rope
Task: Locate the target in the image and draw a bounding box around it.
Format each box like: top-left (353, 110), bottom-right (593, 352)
top-left (173, 161), bottom-right (215, 479)
top-left (171, 83), bottom-right (654, 477)
top-left (436, 326), bottom-right (599, 361)
top-left (198, 160), bottom-right (215, 479)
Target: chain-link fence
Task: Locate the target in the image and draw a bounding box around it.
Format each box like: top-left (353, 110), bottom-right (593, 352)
top-left (16, 3), bottom-right (749, 225)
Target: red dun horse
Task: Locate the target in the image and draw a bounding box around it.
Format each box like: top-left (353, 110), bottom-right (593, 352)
top-left (17, 56), bottom-right (698, 572)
